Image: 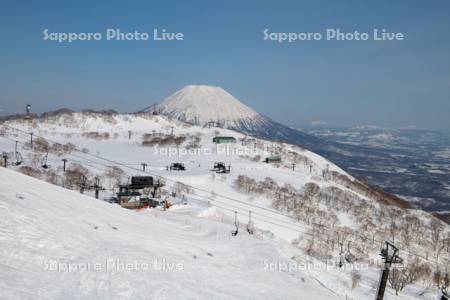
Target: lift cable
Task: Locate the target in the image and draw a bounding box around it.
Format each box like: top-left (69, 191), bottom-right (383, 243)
top-left (1, 124), bottom-right (449, 268)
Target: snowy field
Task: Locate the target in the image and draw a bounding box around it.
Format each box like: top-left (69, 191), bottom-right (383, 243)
top-left (0, 167), bottom-right (339, 299)
top-left (0, 165), bottom-right (439, 300)
top-left (0, 113), bottom-right (446, 299)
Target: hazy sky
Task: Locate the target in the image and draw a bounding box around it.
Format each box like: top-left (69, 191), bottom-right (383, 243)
top-left (1, 0), bottom-right (449, 130)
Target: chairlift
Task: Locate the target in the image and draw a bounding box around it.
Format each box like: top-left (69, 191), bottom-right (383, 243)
top-left (14, 152), bottom-right (23, 166)
top-left (246, 211), bottom-right (254, 234)
top-left (345, 253), bottom-right (353, 263)
top-left (231, 211), bottom-right (239, 236)
top-left (14, 141), bottom-right (23, 166)
top-left (337, 242), bottom-right (344, 268)
top-left (345, 241), bottom-right (354, 263)
top-left (41, 151), bottom-right (49, 169)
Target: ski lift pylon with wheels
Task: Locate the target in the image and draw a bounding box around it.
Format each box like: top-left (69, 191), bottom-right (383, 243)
top-left (231, 211), bottom-right (239, 236)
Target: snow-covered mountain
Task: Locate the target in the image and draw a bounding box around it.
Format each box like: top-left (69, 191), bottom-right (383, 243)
top-left (151, 86), bottom-right (450, 212)
top-left (153, 85), bottom-right (271, 130)
top-left (152, 85), bottom-right (326, 150)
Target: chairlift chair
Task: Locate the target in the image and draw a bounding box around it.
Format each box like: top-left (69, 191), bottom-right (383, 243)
top-left (14, 151), bottom-right (23, 166)
top-left (345, 241), bottom-right (354, 263)
top-left (231, 227), bottom-right (239, 236)
top-left (338, 257), bottom-right (344, 268)
top-left (13, 141), bottom-right (23, 166)
top-left (345, 252), bottom-right (354, 264)
top-left (41, 151), bottom-right (50, 169)
top-left (246, 223), bottom-right (254, 234)
top-left (345, 251), bottom-right (355, 264)
top-left (231, 211), bottom-right (239, 236)
top-left (246, 211), bottom-right (254, 234)
top-left (337, 242), bottom-right (345, 268)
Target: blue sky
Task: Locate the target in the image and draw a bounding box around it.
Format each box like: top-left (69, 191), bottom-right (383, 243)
top-left (0, 0), bottom-right (449, 130)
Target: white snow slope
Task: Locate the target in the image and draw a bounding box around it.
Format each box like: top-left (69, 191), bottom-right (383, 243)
top-left (0, 167), bottom-right (336, 300)
top-left (0, 112), bottom-right (446, 300)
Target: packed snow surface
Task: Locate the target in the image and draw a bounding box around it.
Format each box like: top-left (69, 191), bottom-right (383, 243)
top-left (0, 167), bottom-right (338, 300)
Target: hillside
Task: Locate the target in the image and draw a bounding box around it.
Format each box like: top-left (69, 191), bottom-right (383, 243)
top-left (304, 125), bottom-right (450, 212)
top-left (0, 111), bottom-right (448, 299)
top-left (148, 85), bottom-right (450, 213)
top-left (0, 167), bottom-right (339, 299)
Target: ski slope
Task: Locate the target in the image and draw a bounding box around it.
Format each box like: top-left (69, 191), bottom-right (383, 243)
top-left (0, 113), bottom-right (351, 242)
top-left (0, 167), bottom-right (339, 300)
top-left (0, 112), bottom-right (446, 299)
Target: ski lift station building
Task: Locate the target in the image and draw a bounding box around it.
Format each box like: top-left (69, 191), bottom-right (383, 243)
top-left (212, 136), bottom-right (236, 144)
top-left (265, 155), bottom-right (282, 163)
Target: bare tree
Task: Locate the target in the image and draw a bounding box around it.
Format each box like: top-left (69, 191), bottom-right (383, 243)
top-left (434, 270), bottom-right (449, 295)
top-left (430, 218), bottom-right (445, 261)
top-left (173, 181), bottom-right (192, 196)
top-left (389, 258), bottom-right (432, 295)
top-left (104, 166), bottom-right (125, 188)
top-left (65, 163), bottom-right (91, 191)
